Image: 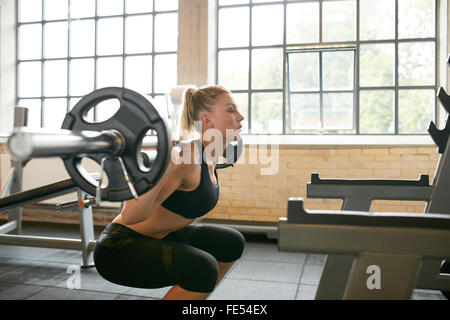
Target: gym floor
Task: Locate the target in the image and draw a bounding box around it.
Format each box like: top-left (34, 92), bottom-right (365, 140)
top-left (0, 221), bottom-right (446, 300)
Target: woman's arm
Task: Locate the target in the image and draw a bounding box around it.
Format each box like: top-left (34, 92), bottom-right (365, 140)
top-left (120, 146), bottom-right (185, 225)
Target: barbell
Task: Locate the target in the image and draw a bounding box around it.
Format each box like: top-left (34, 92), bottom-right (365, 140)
top-left (7, 87), bottom-right (243, 203)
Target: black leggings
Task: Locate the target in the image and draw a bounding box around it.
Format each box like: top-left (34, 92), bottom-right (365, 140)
top-left (93, 223), bottom-right (245, 293)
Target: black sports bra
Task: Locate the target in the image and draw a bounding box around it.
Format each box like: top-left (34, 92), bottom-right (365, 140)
top-left (160, 140), bottom-right (220, 219)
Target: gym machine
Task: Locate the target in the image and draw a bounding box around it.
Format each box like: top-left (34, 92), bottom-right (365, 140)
top-left (281, 56), bottom-right (450, 299)
top-left (278, 198), bottom-right (450, 299)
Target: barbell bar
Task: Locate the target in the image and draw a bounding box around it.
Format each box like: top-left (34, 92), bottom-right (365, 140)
top-left (7, 128), bottom-right (159, 162)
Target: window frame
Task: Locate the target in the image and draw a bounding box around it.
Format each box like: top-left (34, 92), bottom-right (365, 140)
top-left (215, 0), bottom-right (439, 136)
top-left (16, 0), bottom-right (178, 128)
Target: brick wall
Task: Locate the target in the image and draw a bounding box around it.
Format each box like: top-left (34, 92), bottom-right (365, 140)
top-left (207, 145), bottom-right (438, 222)
top-left (0, 143), bottom-right (439, 225)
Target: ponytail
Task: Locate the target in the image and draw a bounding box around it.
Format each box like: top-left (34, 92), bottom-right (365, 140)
top-left (179, 85), bottom-right (230, 139)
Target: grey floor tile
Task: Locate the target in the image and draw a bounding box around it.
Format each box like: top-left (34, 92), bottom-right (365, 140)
top-left (114, 294), bottom-right (157, 300)
top-left (125, 286), bottom-right (172, 299)
top-left (227, 260), bottom-right (303, 283)
top-left (296, 284), bottom-right (317, 300)
top-left (23, 261), bottom-right (73, 287)
top-left (300, 264), bottom-right (324, 285)
top-left (0, 283), bottom-right (46, 300)
top-left (243, 242), bottom-right (307, 264)
top-left (411, 289), bottom-right (447, 300)
top-left (26, 287), bottom-right (119, 300)
top-left (305, 254), bottom-right (327, 266)
top-left (44, 250), bottom-right (84, 265)
top-left (53, 266), bottom-right (130, 294)
top-left (0, 244), bottom-right (60, 261)
top-left (210, 279), bottom-right (298, 300)
top-left (0, 258), bottom-right (43, 283)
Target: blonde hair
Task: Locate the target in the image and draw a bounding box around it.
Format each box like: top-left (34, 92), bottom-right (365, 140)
top-left (180, 85), bottom-right (230, 136)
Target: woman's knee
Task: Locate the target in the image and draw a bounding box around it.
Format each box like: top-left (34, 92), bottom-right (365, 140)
top-left (175, 248), bottom-right (219, 293)
top-left (216, 227), bottom-right (246, 262)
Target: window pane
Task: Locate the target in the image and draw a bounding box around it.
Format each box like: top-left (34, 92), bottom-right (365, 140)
top-left (155, 0), bottom-right (178, 11)
top-left (70, 20), bottom-right (95, 57)
top-left (154, 54), bottom-right (177, 94)
top-left (286, 2), bottom-right (319, 44)
top-left (70, 59), bottom-right (94, 96)
top-left (17, 99), bottom-right (41, 129)
top-left (18, 24), bottom-right (42, 60)
top-left (126, 15), bottom-right (153, 54)
top-left (218, 50), bottom-right (249, 90)
top-left (323, 93), bottom-right (353, 130)
top-left (70, 0), bottom-right (95, 18)
top-left (44, 60), bottom-right (67, 97)
top-left (44, 0), bottom-right (68, 20)
top-left (18, 62), bottom-right (41, 97)
top-left (97, 57), bottom-right (123, 88)
top-left (252, 5), bottom-right (284, 46)
top-left (360, 0), bottom-right (395, 41)
top-left (44, 22), bottom-right (68, 59)
top-left (323, 0), bottom-right (356, 42)
top-left (97, 0), bottom-right (123, 16)
top-left (251, 92), bottom-right (283, 134)
top-left (219, 7), bottom-right (249, 48)
top-left (399, 90), bottom-right (434, 134)
top-left (398, 0), bottom-right (435, 39)
top-left (43, 98), bottom-right (67, 129)
top-left (322, 51), bottom-right (354, 91)
top-left (360, 43), bottom-right (395, 87)
top-left (252, 48), bottom-right (283, 89)
top-left (70, 98), bottom-right (82, 109)
top-left (289, 93), bottom-right (320, 130)
top-left (219, 0), bottom-right (249, 5)
top-left (359, 90), bottom-right (394, 134)
top-left (155, 13), bottom-right (178, 52)
top-left (152, 95), bottom-right (172, 121)
top-left (97, 18), bottom-right (124, 55)
top-left (232, 93), bottom-right (249, 134)
top-left (125, 55), bottom-right (153, 94)
top-left (288, 52), bottom-right (319, 91)
top-left (126, 0), bottom-right (153, 13)
top-left (398, 42), bottom-right (435, 86)
top-left (19, 0), bottom-right (42, 22)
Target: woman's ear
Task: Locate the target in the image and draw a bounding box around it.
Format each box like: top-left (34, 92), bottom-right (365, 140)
top-left (201, 113), bottom-right (214, 129)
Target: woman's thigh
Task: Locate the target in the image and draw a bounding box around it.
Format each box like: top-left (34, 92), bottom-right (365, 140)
top-left (164, 224), bottom-right (246, 263)
top-left (94, 225), bottom-right (219, 292)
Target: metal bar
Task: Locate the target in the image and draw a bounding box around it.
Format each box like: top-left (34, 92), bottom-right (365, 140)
top-left (0, 178), bottom-right (78, 213)
top-left (78, 190), bottom-right (95, 268)
top-left (0, 221), bottom-right (18, 235)
top-left (14, 106), bottom-right (28, 128)
top-left (0, 233), bottom-right (84, 250)
top-left (7, 128), bottom-right (120, 161)
top-left (8, 160), bottom-right (24, 234)
top-left (1, 168), bottom-right (15, 198)
top-left (307, 184), bottom-right (434, 202)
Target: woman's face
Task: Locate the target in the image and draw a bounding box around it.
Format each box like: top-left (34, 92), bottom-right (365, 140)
top-left (202, 93), bottom-right (244, 144)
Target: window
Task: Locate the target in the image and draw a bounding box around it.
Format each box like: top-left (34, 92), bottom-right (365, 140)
top-left (17, 0), bottom-right (178, 129)
top-left (216, 0), bottom-right (437, 135)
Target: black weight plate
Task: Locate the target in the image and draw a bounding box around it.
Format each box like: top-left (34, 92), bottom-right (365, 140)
top-left (61, 87), bottom-right (171, 201)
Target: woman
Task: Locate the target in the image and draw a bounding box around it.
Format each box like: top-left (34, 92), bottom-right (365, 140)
top-left (94, 85), bottom-right (246, 300)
